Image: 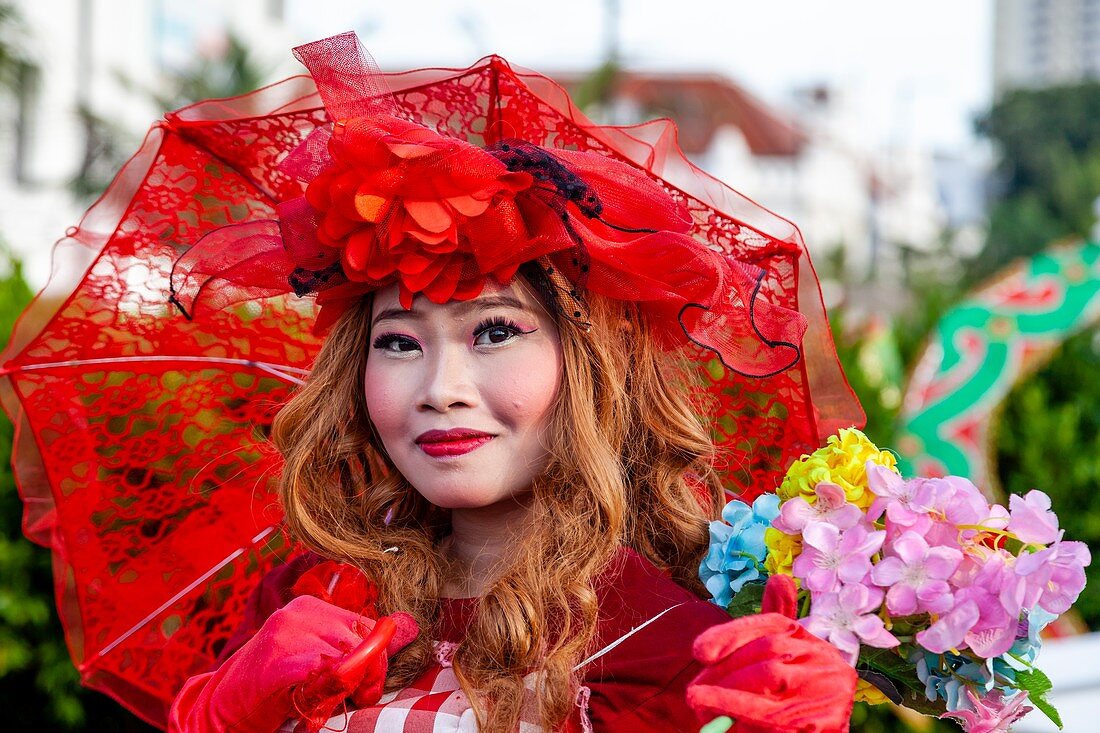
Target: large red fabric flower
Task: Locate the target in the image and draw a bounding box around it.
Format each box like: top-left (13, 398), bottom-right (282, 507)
top-left (304, 115), bottom-right (536, 307)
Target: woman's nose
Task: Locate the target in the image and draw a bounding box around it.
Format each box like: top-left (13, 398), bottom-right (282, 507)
top-left (417, 345), bottom-right (478, 412)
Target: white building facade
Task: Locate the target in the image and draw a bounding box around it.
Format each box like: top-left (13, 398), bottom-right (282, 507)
top-left (994, 0), bottom-right (1100, 93)
top-left (0, 0), bottom-right (294, 287)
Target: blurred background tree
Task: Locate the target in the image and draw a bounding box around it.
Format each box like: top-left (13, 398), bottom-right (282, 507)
top-left (970, 82), bottom-right (1100, 284)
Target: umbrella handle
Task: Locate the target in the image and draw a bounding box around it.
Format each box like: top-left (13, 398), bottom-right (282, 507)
top-left (296, 615), bottom-right (397, 704)
top-left (334, 615), bottom-right (397, 684)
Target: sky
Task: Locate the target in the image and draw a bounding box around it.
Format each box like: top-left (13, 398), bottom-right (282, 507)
top-left (285, 0), bottom-right (994, 154)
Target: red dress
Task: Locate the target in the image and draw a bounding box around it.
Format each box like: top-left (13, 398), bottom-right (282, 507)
top-left (220, 548), bottom-right (730, 732)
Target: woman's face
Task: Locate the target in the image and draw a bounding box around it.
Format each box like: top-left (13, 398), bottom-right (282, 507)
top-left (363, 279), bottom-right (563, 510)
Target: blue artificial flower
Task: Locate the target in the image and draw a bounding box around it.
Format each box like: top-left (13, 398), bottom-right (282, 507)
top-left (1010, 606), bottom-right (1057, 665)
top-left (914, 650), bottom-right (971, 710)
top-left (913, 649), bottom-right (1017, 713)
top-left (990, 606), bottom-right (1058, 687)
top-left (699, 494), bottom-right (780, 608)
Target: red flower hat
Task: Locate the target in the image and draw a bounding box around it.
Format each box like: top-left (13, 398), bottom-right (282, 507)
top-left (173, 34), bottom-right (810, 378)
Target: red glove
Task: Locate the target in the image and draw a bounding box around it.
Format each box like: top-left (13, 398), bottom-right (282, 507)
top-left (686, 575), bottom-right (857, 733)
top-left (168, 595), bottom-right (418, 733)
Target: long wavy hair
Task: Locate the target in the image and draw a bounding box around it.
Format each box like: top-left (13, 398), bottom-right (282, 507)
top-left (272, 280), bottom-right (723, 731)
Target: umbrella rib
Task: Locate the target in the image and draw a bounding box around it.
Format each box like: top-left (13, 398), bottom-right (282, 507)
top-left (83, 525), bottom-right (280, 670)
top-left (3, 355), bottom-right (308, 384)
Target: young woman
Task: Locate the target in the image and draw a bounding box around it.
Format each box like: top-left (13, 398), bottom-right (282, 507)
top-left (166, 33), bottom-right (857, 733)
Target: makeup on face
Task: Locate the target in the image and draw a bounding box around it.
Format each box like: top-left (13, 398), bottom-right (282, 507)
top-left (414, 428), bottom-right (495, 458)
top-left (363, 280), bottom-right (563, 511)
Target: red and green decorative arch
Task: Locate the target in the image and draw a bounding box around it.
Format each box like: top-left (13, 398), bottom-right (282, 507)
top-left (895, 240), bottom-right (1100, 493)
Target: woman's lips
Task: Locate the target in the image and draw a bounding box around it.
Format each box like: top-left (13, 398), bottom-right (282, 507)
top-left (415, 429), bottom-right (494, 458)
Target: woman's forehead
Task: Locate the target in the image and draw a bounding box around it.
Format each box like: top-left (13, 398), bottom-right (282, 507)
top-left (370, 279), bottom-right (545, 319)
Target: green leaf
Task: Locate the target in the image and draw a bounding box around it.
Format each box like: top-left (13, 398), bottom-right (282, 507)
top-left (857, 646), bottom-right (947, 717)
top-left (1016, 668), bottom-right (1063, 729)
top-left (724, 581), bottom-right (765, 618)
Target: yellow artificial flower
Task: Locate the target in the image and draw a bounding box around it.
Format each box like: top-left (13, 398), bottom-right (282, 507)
top-left (778, 428), bottom-right (897, 511)
top-left (854, 678), bottom-right (889, 705)
top-left (764, 527), bottom-right (802, 577)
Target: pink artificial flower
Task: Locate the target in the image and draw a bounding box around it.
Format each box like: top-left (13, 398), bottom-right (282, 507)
top-left (1008, 490), bottom-right (1060, 545)
top-left (867, 463), bottom-right (935, 524)
top-left (871, 531), bottom-right (962, 615)
top-left (923, 476), bottom-right (1003, 549)
top-left (917, 597), bottom-right (980, 654)
top-left (1015, 540), bottom-right (1092, 615)
top-left (793, 521), bottom-right (886, 594)
top-left (802, 584), bottom-right (899, 665)
top-left (920, 553), bottom-right (1018, 658)
top-left (944, 477), bottom-right (1000, 522)
top-left (773, 481), bottom-right (862, 534)
top-left (940, 689), bottom-right (1032, 733)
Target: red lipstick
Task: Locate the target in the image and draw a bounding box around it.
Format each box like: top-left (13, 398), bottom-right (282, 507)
top-left (415, 429), bottom-right (494, 457)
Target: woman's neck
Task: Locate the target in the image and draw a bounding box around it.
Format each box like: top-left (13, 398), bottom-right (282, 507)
top-left (439, 493), bottom-right (534, 599)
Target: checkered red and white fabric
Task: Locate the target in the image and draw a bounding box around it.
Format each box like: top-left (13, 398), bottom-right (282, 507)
top-left (282, 641), bottom-right (592, 733)
top-left (279, 603), bottom-right (684, 731)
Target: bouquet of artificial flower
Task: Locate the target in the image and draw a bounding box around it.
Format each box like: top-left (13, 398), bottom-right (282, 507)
top-left (700, 428), bottom-right (1090, 732)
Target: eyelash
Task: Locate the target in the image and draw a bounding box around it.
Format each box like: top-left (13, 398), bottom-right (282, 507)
top-left (371, 317), bottom-right (536, 354)
top-left (473, 316), bottom-right (535, 346)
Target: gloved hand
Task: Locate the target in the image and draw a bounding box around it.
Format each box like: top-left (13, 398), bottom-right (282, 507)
top-left (168, 595), bottom-right (418, 733)
top-left (686, 575), bottom-right (857, 733)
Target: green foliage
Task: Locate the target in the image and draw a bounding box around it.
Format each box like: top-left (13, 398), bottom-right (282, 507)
top-left (857, 647), bottom-right (946, 717)
top-left (0, 251), bottom-right (156, 731)
top-left (0, 1), bottom-right (35, 92)
top-left (976, 83), bottom-right (1100, 201)
top-left (150, 32), bottom-right (271, 111)
top-left (831, 261), bottom-right (965, 445)
top-left (971, 83), bottom-right (1100, 283)
top-left (571, 59), bottom-right (621, 113)
top-left (69, 104), bottom-right (135, 202)
top-left (1015, 667), bottom-right (1062, 729)
top-left (723, 581), bottom-right (765, 618)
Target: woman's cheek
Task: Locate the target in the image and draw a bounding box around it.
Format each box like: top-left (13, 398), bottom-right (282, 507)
top-left (490, 346), bottom-right (561, 423)
top-left (363, 366), bottom-right (407, 443)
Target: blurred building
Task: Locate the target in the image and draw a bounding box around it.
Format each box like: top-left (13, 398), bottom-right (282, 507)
top-left (0, 0), bottom-right (295, 287)
top-left (994, 0), bottom-right (1100, 93)
top-left (1, 2), bottom-right (949, 292)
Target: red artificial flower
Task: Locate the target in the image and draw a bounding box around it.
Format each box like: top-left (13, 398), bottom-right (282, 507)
top-left (291, 560), bottom-right (380, 618)
top-left (304, 115), bottom-right (535, 306)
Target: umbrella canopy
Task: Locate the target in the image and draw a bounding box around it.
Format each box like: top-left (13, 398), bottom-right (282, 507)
top-left (0, 33), bottom-right (861, 728)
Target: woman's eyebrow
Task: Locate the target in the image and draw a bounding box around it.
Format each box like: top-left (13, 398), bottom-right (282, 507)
top-left (371, 307), bottom-right (421, 327)
top-left (371, 295), bottom-right (532, 327)
top-left (452, 295), bottom-right (531, 316)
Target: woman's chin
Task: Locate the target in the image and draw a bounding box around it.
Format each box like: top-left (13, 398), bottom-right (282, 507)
top-left (415, 481), bottom-right (533, 512)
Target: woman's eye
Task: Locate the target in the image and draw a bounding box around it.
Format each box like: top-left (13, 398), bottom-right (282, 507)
top-left (474, 325), bottom-right (521, 346)
top-left (372, 334), bottom-right (421, 354)
top-left (473, 317), bottom-right (535, 347)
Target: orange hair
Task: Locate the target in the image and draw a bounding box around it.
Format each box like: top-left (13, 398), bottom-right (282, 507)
top-left (272, 288), bottom-right (722, 731)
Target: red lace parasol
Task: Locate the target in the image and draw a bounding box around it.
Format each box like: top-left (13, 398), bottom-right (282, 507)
top-left (0, 33), bottom-right (861, 728)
